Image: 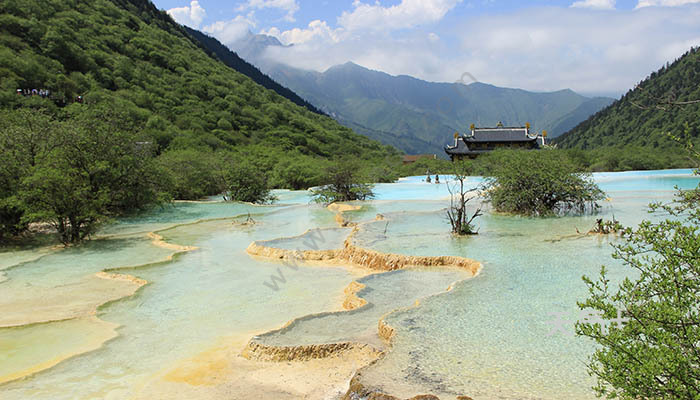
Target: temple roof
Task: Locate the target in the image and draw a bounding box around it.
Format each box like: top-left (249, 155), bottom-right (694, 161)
top-left (465, 127), bottom-right (537, 143)
top-left (444, 125), bottom-right (541, 157)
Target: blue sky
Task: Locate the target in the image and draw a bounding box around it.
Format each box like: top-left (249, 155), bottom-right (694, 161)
top-left (155, 0), bottom-right (700, 96)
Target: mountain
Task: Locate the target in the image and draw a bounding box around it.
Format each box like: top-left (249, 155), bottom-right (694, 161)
top-left (181, 27), bottom-right (323, 115)
top-left (231, 34), bottom-right (614, 156)
top-left (233, 32), bottom-right (287, 67)
top-left (556, 47), bottom-right (700, 151)
top-left (0, 0), bottom-right (396, 162)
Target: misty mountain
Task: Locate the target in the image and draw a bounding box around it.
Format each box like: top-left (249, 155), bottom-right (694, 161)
top-left (556, 46), bottom-right (700, 151)
top-left (232, 33), bottom-right (614, 155)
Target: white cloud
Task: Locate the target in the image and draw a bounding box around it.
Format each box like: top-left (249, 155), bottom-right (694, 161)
top-left (570, 0), bottom-right (616, 9)
top-left (637, 0), bottom-right (700, 7)
top-left (167, 0), bottom-right (206, 29)
top-left (203, 16), bottom-right (256, 46)
top-left (453, 6), bottom-right (700, 94)
top-left (237, 0), bottom-right (300, 22)
top-left (338, 0), bottom-right (462, 31)
top-left (259, 4), bottom-right (700, 96)
top-left (261, 19), bottom-right (339, 45)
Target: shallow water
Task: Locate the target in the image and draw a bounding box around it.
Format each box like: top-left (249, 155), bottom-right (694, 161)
top-left (0, 169), bottom-right (697, 399)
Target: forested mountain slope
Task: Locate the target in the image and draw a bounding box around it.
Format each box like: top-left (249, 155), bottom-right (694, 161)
top-left (557, 47), bottom-right (700, 151)
top-left (0, 0), bottom-right (400, 241)
top-left (264, 61), bottom-right (613, 155)
top-left (0, 0), bottom-right (395, 161)
top-left (182, 26), bottom-right (323, 115)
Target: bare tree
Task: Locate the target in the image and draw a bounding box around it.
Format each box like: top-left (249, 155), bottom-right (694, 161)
top-left (446, 161), bottom-right (482, 235)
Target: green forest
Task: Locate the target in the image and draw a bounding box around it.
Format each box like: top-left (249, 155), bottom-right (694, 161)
top-left (556, 46), bottom-right (700, 168)
top-left (0, 0), bottom-right (404, 242)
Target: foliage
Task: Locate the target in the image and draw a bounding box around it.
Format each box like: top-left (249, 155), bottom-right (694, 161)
top-left (182, 26), bottom-right (323, 115)
top-left (557, 46), bottom-right (700, 162)
top-left (0, 0), bottom-right (401, 242)
top-left (446, 161), bottom-right (482, 235)
top-left (156, 149), bottom-right (224, 200)
top-left (0, 107), bottom-right (167, 244)
top-left (577, 184), bottom-right (700, 399)
top-left (482, 150), bottom-right (606, 216)
top-left (312, 158), bottom-right (374, 203)
top-left (224, 160), bottom-right (275, 204)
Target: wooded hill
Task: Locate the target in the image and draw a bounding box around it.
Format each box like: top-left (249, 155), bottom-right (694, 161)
top-left (0, 0), bottom-right (397, 160)
top-left (0, 0), bottom-right (400, 242)
top-left (557, 47), bottom-right (700, 158)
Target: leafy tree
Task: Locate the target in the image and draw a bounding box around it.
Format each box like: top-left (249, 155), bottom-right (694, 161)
top-left (15, 106), bottom-right (166, 244)
top-left (483, 150), bottom-right (605, 216)
top-left (156, 149), bottom-right (224, 200)
top-left (0, 109), bottom-right (57, 239)
top-left (224, 160), bottom-right (275, 204)
top-left (577, 184), bottom-right (700, 399)
top-left (312, 158), bottom-right (374, 203)
top-left (271, 157), bottom-right (326, 190)
top-left (577, 129), bottom-right (700, 399)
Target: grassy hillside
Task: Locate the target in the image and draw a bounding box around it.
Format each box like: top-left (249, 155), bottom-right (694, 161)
top-left (557, 47), bottom-right (700, 156)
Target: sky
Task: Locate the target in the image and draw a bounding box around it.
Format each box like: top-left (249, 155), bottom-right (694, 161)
top-left (154, 0), bottom-right (700, 97)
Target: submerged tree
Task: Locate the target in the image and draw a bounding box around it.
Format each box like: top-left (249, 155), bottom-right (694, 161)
top-left (446, 160), bottom-right (482, 235)
top-left (224, 159), bottom-right (276, 204)
top-left (15, 106), bottom-right (167, 244)
top-left (312, 158), bottom-right (374, 204)
top-left (483, 150), bottom-right (605, 216)
top-left (577, 135), bottom-right (700, 398)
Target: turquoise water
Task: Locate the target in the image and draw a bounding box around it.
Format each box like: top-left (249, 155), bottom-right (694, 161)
top-left (0, 169), bottom-right (697, 399)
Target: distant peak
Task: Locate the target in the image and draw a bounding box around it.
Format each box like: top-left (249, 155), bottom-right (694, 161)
top-left (325, 61), bottom-right (367, 73)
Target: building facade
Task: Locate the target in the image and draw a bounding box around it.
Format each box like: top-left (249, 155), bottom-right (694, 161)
top-left (444, 123), bottom-right (546, 160)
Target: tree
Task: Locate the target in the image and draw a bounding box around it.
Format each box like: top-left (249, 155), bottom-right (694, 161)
top-left (483, 150), bottom-right (605, 216)
top-left (577, 128), bottom-right (700, 399)
top-left (224, 159), bottom-right (275, 204)
top-left (18, 106), bottom-right (166, 244)
top-left (311, 158), bottom-right (374, 203)
top-left (0, 109), bottom-right (57, 240)
top-left (446, 160), bottom-right (482, 235)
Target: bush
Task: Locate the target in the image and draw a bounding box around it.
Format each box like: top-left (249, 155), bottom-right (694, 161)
top-left (483, 150), bottom-right (605, 216)
top-left (577, 182), bottom-right (700, 399)
top-left (157, 149), bottom-right (224, 200)
top-left (312, 158), bottom-right (374, 203)
top-left (224, 160), bottom-right (275, 204)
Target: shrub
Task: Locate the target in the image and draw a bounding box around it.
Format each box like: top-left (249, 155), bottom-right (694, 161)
top-left (224, 160), bottom-right (275, 204)
top-left (483, 150), bottom-right (605, 216)
top-left (577, 182), bottom-right (700, 399)
top-left (312, 158), bottom-right (374, 203)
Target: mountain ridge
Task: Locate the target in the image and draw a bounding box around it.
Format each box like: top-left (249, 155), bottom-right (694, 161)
top-left (556, 46), bottom-right (700, 151)
top-left (230, 33), bottom-right (614, 155)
